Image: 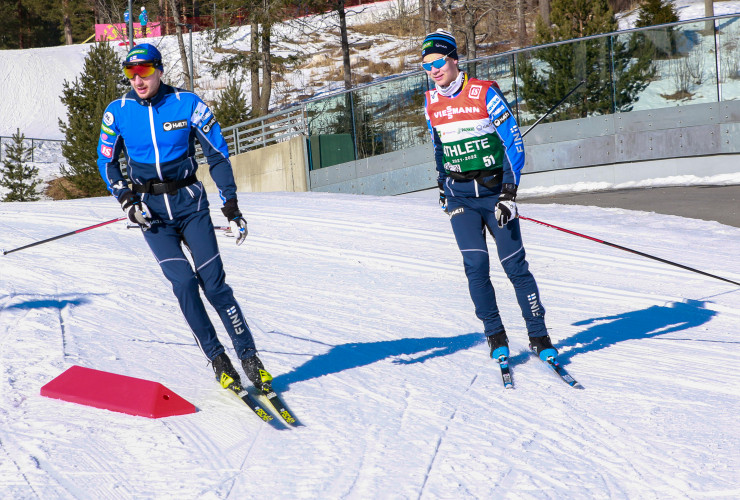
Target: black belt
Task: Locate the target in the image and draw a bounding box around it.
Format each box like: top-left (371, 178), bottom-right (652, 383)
top-left (131, 174), bottom-right (198, 195)
top-left (447, 170), bottom-right (503, 189)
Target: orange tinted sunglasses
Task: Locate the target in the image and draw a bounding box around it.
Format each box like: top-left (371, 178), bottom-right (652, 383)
top-left (123, 63), bottom-right (157, 79)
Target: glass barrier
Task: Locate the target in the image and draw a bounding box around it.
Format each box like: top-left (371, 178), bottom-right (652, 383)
top-left (717, 16), bottom-right (740, 101)
top-left (616, 20), bottom-right (719, 111)
top-left (350, 73), bottom-right (430, 160)
top-left (515, 36), bottom-right (615, 126)
top-left (303, 15), bottom-right (735, 167)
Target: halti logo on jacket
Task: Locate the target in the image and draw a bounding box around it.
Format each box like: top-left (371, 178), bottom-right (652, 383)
top-left (433, 105), bottom-right (482, 120)
top-left (202, 116), bottom-right (216, 133)
top-left (163, 120), bottom-right (188, 131)
top-left (493, 111), bottom-right (511, 127)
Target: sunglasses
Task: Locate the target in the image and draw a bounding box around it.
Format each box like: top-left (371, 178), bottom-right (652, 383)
top-left (123, 63), bottom-right (158, 79)
top-left (421, 50), bottom-right (455, 71)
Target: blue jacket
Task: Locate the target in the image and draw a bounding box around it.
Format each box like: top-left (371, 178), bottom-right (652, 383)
top-left (139, 11), bottom-right (148, 26)
top-left (97, 83), bottom-right (236, 220)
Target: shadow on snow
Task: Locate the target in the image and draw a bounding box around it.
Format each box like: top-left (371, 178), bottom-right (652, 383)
top-left (556, 299), bottom-right (717, 365)
top-left (272, 332), bottom-right (485, 391)
top-left (2, 297), bottom-right (90, 310)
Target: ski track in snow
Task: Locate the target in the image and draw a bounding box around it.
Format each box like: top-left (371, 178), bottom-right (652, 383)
top-left (1, 192), bottom-right (739, 498)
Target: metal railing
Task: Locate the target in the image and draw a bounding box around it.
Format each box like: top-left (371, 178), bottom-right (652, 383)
top-left (0, 136), bottom-right (64, 163)
top-left (223, 106), bottom-right (307, 156)
top-left (195, 106), bottom-right (307, 164)
top-left (196, 14), bottom-right (740, 168)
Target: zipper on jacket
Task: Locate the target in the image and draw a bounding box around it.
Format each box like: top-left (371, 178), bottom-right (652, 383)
top-left (147, 102), bottom-right (173, 219)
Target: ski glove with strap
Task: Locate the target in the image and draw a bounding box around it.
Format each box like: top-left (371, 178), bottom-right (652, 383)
top-left (494, 183), bottom-right (518, 228)
top-left (222, 198), bottom-right (248, 245)
top-left (438, 180), bottom-right (447, 211)
top-left (118, 191), bottom-right (151, 229)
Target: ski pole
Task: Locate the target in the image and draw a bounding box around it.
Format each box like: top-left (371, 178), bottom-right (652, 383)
top-left (522, 80), bottom-right (586, 138)
top-left (519, 215), bottom-right (740, 286)
top-left (2, 216), bottom-right (127, 256)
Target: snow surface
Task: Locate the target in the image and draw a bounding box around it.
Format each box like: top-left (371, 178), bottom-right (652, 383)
top-left (1, 191), bottom-right (739, 498)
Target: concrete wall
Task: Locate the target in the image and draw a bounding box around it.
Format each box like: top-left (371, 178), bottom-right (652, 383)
top-left (308, 101), bottom-right (740, 195)
top-left (308, 144), bottom-right (438, 195)
top-left (197, 135), bottom-right (309, 193)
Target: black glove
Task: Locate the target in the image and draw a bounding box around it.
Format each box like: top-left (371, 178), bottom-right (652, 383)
top-left (494, 183), bottom-right (518, 228)
top-left (221, 198), bottom-right (248, 246)
top-left (118, 191), bottom-right (151, 228)
top-left (438, 180), bottom-right (447, 211)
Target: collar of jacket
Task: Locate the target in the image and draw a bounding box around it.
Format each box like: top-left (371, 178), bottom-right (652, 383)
top-left (127, 83), bottom-right (174, 106)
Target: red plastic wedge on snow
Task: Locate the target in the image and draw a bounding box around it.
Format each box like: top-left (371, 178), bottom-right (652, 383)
top-left (40, 365), bottom-right (196, 418)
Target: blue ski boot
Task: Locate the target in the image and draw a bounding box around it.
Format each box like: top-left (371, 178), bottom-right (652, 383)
top-left (487, 331), bottom-right (509, 362)
top-left (529, 335), bottom-right (558, 361)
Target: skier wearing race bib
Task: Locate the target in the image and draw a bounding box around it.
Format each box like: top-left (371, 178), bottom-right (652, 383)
top-left (421, 29), bottom-right (557, 363)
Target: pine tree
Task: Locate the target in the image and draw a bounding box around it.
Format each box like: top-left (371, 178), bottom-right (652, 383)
top-left (58, 42), bottom-right (128, 198)
top-left (213, 78), bottom-right (251, 128)
top-left (518, 0), bottom-right (655, 123)
top-left (0, 129), bottom-right (40, 202)
top-left (634, 0), bottom-right (680, 58)
top-left (636, 0), bottom-right (679, 28)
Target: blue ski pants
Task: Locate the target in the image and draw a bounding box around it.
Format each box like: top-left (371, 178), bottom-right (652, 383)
top-left (445, 195), bottom-right (547, 337)
top-left (141, 209), bottom-right (256, 361)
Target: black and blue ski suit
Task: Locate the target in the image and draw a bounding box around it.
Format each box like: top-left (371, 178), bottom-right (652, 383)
top-left (424, 75), bottom-right (548, 338)
top-left (97, 83), bottom-right (257, 361)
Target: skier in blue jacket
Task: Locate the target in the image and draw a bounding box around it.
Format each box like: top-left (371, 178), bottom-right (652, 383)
top-left (97, 44), bottom-right (273, 394)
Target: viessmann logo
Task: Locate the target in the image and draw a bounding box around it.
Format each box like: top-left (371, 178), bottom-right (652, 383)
top-left (163, 120), bottom-right (188, 131)
top-left (433, 105), bottom-right (482, 120)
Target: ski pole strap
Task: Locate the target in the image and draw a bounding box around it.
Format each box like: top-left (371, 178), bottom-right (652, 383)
top-left (132, 174), bottom-right (198, 195)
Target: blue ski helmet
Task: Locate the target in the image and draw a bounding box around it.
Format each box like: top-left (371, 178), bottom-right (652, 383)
top-left (123, 43), bottom-right (163, 71)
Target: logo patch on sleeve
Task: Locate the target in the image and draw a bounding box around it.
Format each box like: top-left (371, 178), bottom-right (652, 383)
top-left (493, 111), bottom-right (511, 128)
top-left (101, 124), bottom-right (116, 136)
top-left (190, 102), bottom-right (209, 125)
top-left (201, 116), bottom-right (217, 133)
top-left (100, 145), bottom-right (113, 158)
top-left (103, 112), bottom-right (114, 126)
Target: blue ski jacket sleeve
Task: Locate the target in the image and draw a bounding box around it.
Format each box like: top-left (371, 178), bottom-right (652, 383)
top-left (97, 84), bottom-right (237, 217)
top-left (484, 84), bottom-right (525, 186)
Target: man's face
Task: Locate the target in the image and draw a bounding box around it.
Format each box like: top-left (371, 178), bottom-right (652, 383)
top-left (422, 53), bottom-right (459, 87)
top-left (125, 65), bottom-right (162, 100)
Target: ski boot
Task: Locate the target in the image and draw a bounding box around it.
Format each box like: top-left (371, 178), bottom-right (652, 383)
top-left (212, 352), bottom-right (242, 390)
top-left (487, 331), bottom-right (509, 363)
top-left (529, 334), bottom-right (558, 361)
top-left (242, 354), bottom-right (273, 394)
